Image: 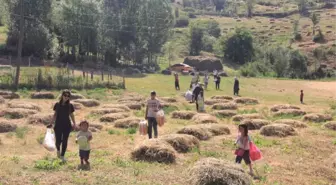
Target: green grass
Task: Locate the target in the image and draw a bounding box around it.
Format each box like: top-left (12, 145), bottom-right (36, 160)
top-left (126, 127), bottom-right (137, 135)
top-left (162, 105), bottom-right (179, 115)
top-left (108, 129), bottom-right (121, 135)
top-left (15, 127), bottom-right (29, 139)
top-left (34, 158), bottom-right (62, 171)
top-left (253, 134), bottom-right (281, 148)
top-left (36, 134), bottom-right (44, 145)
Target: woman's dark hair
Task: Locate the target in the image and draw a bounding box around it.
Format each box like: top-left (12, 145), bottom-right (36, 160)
top-left (59, 89), bottom-right (71, 104)
top-left (239, 124), bottom-right (248, 136)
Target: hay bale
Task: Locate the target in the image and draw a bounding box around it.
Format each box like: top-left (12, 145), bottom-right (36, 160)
top-left (70, 93), bottom-right (85, 100)
top-left (0, 91), bottom-right (20, 99)
top-left (303, 113), bottom-right (332, 123)
top-left (212, 110), bottom-right (237, 118)
top-left (124, 102), bottom-right (142, 110)
top-left (192, 113), bottom-right (218, 124)
top-left (161, 134), bottom-right (200, 153)
top-left (0, 121), bottom-right (17, 133)
top-left (114, 117), bottom-right (141, 128)
top-left (27, 114), bottom-right (53, 125)
top-left (102, 104), bottom-right (131, 112)
top-left (100, 113), bottom-right (130, 122)
top-left (0, 96), bottom-right (4, 104)
top-left (72, 102), bottom-right (83, 110)
top-left (118, 97), bottom-right (143, 103)
top-left (189, 158), bottom-right (251, 185)
top-left (205, 99), bottom-right (230, 105)
top-left (211, 95), bottom-right (233, 100)
top-left (177, 125), bottom-right (212, 140)
top-left (260, 124), bottom-right (298, 137)
top-left (7, 102), bottom-right (41, 111)
top-left (232, 114), bottom-right (262, 122)
top-left (274, 119), bottom-right (307, 128)
top-left (234, 97), bottom-right (259, 105)
top-left (74, 99), bottom-right (100, 107)
top-left (160, 97), bottom-right (177, 103)
top-left (0, 108), bottom-right (38, 119)
top-left (203, 124), bottom-right (231, 136)
top-left (241, 119), bottom-right (270, 130)
top-left (212, 102), bottom-right (238, 110)
top-left (324, 121), bottom-right (336, 131)
top-left (131, 139), bottom-right (177, 164)
top-left (183, 56), bottom-right (223, 71)
top-left (91, 108), bottom-right (125, 115)
top-left (273, 109), bottom-right (306, 117)
top-left (270, 104), bottom-right (301, 112)
top-left (171, 111), bottom-right (196, 120)
top-left (31, 92), bottom-right (55, 99)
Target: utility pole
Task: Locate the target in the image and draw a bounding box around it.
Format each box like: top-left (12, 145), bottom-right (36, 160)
top-left (15, 0), bottom-right (24, 89)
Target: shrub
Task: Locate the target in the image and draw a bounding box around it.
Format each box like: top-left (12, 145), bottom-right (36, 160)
top-left (288, 50), bottom-right (308, 78)
top-left (240, 62), bottom-right (258, 77)
top-left (313, 30), bottom-right (325, 43)
top-left (34, 158), bottom-right (62, 170)
top-left (175, 16), bottom-right (189, 27)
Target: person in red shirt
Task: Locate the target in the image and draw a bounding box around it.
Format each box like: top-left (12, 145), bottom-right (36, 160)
top-left (300, 90), bottom-right (304, 104)
top-left (174, 73), bottom-right (180, 90)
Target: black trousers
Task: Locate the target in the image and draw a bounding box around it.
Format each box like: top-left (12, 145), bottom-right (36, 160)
top-left (235, 150), bottom-right (251, 164)
top-left (54, 127), bottom-right (71, 156)
top-left (175, 80), bottom-right (180, 90)
top-left (147, 117), bottom-right (158, 139)
top-left (215, 82), bottom-right (220, 90)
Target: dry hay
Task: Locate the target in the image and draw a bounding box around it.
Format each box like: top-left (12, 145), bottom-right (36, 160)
top-left (241, 119), bottom-right (270, 130)
top-left (189, 158), bottom-right (251, 185)
top-left (102, 104), bottom-right (131, 112)
top-left (203, 124), bottom-right (231, 136)
top-left (0, 108), bottom-right (38, 119)
top-left (212, 110), bottom-right (237, 118)
top-left (0, 120), bottom-right (17, 133)
top-left (100, 113), bottom-right (130, 122)
top-left (118, 96), bottom-right (144, 103)
top-left (177, 125), bottom-right (212, 140)
top-left (270, 104), bottom-right (301, 112)
top-left (274, 119), bottom-right (307, 128)
top-left (31, 92), bottom-right (55, 99)
top-left (204, 99), bottom-right (230, 105)
top-left (160, 97), bottom-right (177, 103)
top-left (260, 124), bottom-right (298, 137)
top-left (69, 93), bottom-right (85, 100)
top-left (232, 114), bottom-right (262, 122)
top-left (171, 111), bottom-right (197, 120)
top-left (89, 124), bottom-right (104, 132)
top-left (161, 134), bottom-right (200, 153)
top-left (90, 108), bottom-right (125, 115)
top-left (192, 113), bottom-right (218, 124)
top-left (114, 117), bottom-right (141, 128)
top-left (233, 97), bottom-right (259, 105)
top-left (7, 102), bottom-right (41, 111)
top-left (273, 109), bottom-right (306, 117)
top-left (211, 95), bottom-right (233, 100)
top-left (161, 103), bottom-right (179, 110)
top-left (131, 139), bottom-right (177, 164)
top-left (302, 113), bottom-right (332, 123)
top-left (0, 91), bottom-right (20, 99)
top-left (324, 121), bottom-right (336, 131)
top-left (74, 99), bottom-right (100, 107)
top-left (212, 102), bottom-right (238, 110)
top-left (72, 102), bottom-right (83, 110)
top-left (124, 102), bottom-right (143, 110)
top-left (27, 114), bottom-right (53, 125)
top-left (0, 96), bottom-right (5, 104)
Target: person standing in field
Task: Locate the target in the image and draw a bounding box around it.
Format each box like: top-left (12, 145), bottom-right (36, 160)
top-left (215, 75), bottom-right (221, 90)
top-left (300, 90), bottom-right (304, 104)
top-left (145, 91), bottom-right (161, 139)
top-left (196, 89), bottom-right (205, 112)
top-left (203, 74), bottom-right (209, 90)
top-left (193, 83), bottom-right (203, 109)
top-left (234, 77), bottom-right (240, 96)
top-left (174, 73), bottom-right (180, 90)
top-left (235, 124), bottom-right (254, 176)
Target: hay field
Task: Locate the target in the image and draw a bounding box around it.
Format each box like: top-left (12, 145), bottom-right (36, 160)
top-left (0, 74), bottom-right (335, 185)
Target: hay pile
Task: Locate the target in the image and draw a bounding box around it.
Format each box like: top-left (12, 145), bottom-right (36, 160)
top-left (72, 102), bottom-right (83, 110)
top-left (171, 111), bottom-right (196, 120)
top-left (324, 121), bottom-right (336, 131)
top-left (0, 91), bottom-right (20, 99)
top-left (0, 121), bottom-right (17, 133)
top-left (114, 117), bottom-right (141, 128)
top-left (31, 92), bottom-right (55, 99)
top-left (273, 109), bottom-right (306, 117)
top-left (74, 99), bottom-right (100, 107)
top-left (91, 108), bottom-right (125, 115)
top-left (0, 96), bottom-right (5, 104)
top-left (192, 113), bottom-right (218, 124)
top-left (212, 110), bottom-right (237, 118)
top-left (0, 108), bottom-right (38, 119)
top-left (212, 102), bottom-right (238, 110)
top-left (124, 103), bottom-right (142, 110)
top-left (27, 114), bottom-right (53, 125)
top-left (274, 119), bottom-right (307, 128)
top-left (260, 124), bottom-right (298, 137)
top-left (177, 125), bottom-right (212, 140)
top-left (7, 102), bottom-right (41, 111)
top-left (161, 134), bottom-right (200, 153)
top-left (131, 139), bottom-right (177, 164)
top-left (203, 124), bottom-right (231, 136)
top-left (102, 104), bottom-right (131, 112)
top-left (232, 114), bottom-right (262, 122)
top-left (69, 93), bottom-right (85, 100)
top-left (234, 97), bottom-right (259, 105)
top-left (100, 113), bottom-right (130, 122)
top-left (241, 119), bottom-right (270, 130)
top-left (183, 56), bottom-right (223, 71)
top-left (270, 104), bottom-right (300, 112)
top-left (189, 158), bottom-right (251, 185)
top-left (160, 97), bottom-right (177, 103)
top-left (205, 99), bottom-right (230, 105)
top-left (211, 95), bottom-right (233, 100)
top-left (302, 113), bottom-right (333, 122)
top-left (118, 96), bottom-right (144, 103)
top-left (74, 124), bottom-right (104, 132)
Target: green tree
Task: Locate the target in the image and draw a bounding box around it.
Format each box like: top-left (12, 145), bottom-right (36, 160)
top-left (190, 19), bottom-right (221, 38)
top-left (189, 26), bottom-right (203, 55)
top-left (298, 0), bottom-right (308, 16)
top-left (272, 47), bottom-right (290, 77)
top-left (213, 0), bottom-right (226, 12)
top-left (288, 50), bottom-right (308, 78)
top-left (310, 13), bottom-right (319, 35)
top-left (246, 0), bottom-right (254, 17)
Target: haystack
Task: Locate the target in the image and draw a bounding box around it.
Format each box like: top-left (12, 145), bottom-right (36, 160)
top-left (118, 97), bottom-right (143, 103)
top-left (160, 97), bottom-right (177, 103)
top-left (183, 56), bottom-right (223, 71)
top-left (212, 110), bottom-right (237, 118)
top-left (212, 102), bottom-right (238, 110)
top-left (74, 99), bottom-right (100, 107)
top-left (161, 134), bottom-right (200, 153)
top-left (91, 108), bottom-right (125, 115)
top-left (260, 124), bottom-right (298, 137)
top-left (69, 93), bottom-right (85, 100)
top-left (177, 125), bottom-right (212, 140)
top-left (189, 158), bottom-right (251, 185)
top-left (74, 124), bottom-right (103, 132)
top-left (131, 139), bottom-right (177, 164)
top-left (124, 102), bottom-right (142, 110)
top-left (274, 119), bottom-right (307, 128)
top-left (0, 91), bottom-right (20, 99)
top-left (114, 117), bottom-right (141, 128)
top-left (324, 121), bottom-right (336, 131)
top-left (270, 104), bottom-right (300, 112)
top-left (192, 113), bottom-right (218, 124)
top-left (241, 119), bottom-right (270, 130)
top-left (171, 111), bottom-right (197, 120)
top-left (0, 121), bottom-right (17, 133)
top-left (211, 95), bottom-right (233, 100)
top-left (203, 124), bottom-right (231, 136)
top-left (0, 96), bottom-right (5, 104)
top-left (232, 114), bottom-right (262, 122)
top-left (31, 92), bottom-right (55, 99)
top-left (273, 109), bottom-right (306, 117)
top-left (7, 102), bottom-right (41, 111)
top-left (302, 113), bottom-right (332, 123)
top-left (27, 114), bottom-right (53, 125)
top-left (72, 102), bottom-right (83, 110)
top-left (102, 104), bottom-right (131, 112)
top-left (100, 113), bottom-right (130, 122)
top-left (205, 99), bottom-right (230, 105)
top-left (0, 108), bottom-right (38, 119)
top-left (234, 97), bottom-right (259, 105)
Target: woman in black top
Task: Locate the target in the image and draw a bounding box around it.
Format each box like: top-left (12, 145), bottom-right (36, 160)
top-left (234, 77), bottom-right (240, 96)
top-left (216, 76), bottom-right (221, 90)
top-left (52, 90), bottom-right (76, 162)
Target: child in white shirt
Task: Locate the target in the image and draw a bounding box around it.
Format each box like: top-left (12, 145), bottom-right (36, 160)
top-left (76, 120), bottom-right (92, 167)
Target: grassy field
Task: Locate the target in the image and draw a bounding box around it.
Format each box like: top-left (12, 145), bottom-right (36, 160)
top-left (0, 74), bottom-right (335, 185)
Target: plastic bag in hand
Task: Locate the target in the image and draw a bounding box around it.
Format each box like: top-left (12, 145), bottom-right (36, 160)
top-left (139, 120), bottom-right (148, 136)
top-left (185, 90), bottom-right (193, 101)
top-left (156, 110), bottom-right (165, 127)
top-left (43, 129), bottom-right (56, 152)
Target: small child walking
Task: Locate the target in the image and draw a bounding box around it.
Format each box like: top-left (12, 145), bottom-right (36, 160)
top-left (76, 121), bottom-right (93, 168)
top-left (235, 124), bottom-right (254, 176)
top-left (300, 90), bottom-right (304, 104)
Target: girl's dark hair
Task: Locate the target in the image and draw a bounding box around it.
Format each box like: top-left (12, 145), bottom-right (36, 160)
top-left (239, 124), bottom-right (248, 136)
top-left (59, 89), bottom-right (71, 104)
top-left (79, 120), bottom-right (89, 127)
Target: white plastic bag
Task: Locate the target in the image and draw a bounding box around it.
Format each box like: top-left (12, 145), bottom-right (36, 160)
top-left (185, 90), bottom-right (193, 101)
top-left (43, 129), bottom-right (56, 152)
top-left (139, 120), bottom-right (148, 136)
top-left (156, 110), bottom-right (165, 127)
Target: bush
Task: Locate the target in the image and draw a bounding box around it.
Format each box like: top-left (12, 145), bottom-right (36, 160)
top-left (240, 62), bottom-right (258, 77)
top-left (294, 33), bottom-right (302, 41)
top-left (288, 50), bottom-right (308, 78)
top-left (175, 16), bottom-right (189, 27)
top-left (313, 30), bottom-right (325, 43)
top-left (188, 12), bottom-right (196, 18)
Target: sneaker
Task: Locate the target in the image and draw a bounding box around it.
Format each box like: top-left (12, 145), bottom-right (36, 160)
top-left (57, 151), bottom-right (61, 158)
